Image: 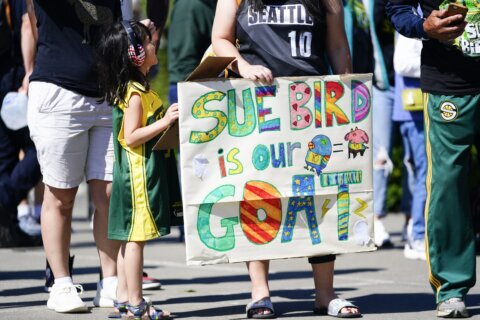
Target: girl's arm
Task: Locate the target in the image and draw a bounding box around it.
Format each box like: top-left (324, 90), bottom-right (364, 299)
top-left (211, 0), bottom-right (273, 83)
top-left (323, 0), bottom-right (352, 74)
top-left (123, 94), bottom-right (179, 148)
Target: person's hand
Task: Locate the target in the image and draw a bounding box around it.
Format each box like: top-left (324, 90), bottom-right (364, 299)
top-left (423, 9), bottom-right (467, 42)
top-left (140, 18), bottom-right (159, 50)
top-left (238, 61), bottom-right (273, 84)
top-left (140, 19), bottom-right (156, 35)
top-left (163, 103), bottom-right (179, 125)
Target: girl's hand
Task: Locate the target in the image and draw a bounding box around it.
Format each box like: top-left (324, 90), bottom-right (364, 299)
top-left (163, 103), bottom-right (179, 125)
top-left (237, 61), bottom-right (273, 84)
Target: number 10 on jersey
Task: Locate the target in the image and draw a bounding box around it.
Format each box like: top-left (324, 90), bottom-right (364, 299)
top-left (288, 31), bottom-right (312, 57)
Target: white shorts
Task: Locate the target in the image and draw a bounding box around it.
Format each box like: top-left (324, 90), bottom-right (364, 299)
top-left (28, 81), bottom-right (114, 189)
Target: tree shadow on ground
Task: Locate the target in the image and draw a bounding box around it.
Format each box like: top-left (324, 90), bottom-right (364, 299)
top-left (0, 266), bottom-right (102, 282)
top-left (0, 267), bottom-right (381, 298)
top-left (162, 287), bottom-right (356, 306)
top-left (160, 268), bottom-right (381, 286)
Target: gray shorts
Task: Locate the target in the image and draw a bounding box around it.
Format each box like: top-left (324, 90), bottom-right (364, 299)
top-left (28, 81), bottom-right (114, 189)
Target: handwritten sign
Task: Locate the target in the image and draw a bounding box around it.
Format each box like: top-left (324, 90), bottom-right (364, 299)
top-left (178, 74), bottom-right (375, 265)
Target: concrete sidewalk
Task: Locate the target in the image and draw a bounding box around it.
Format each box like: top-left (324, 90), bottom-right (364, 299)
top-left (2, 183), bottom-right (480, 319)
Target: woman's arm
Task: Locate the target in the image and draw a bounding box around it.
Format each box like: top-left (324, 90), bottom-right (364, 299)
top-left (19, 10), bottom-right (36, 94)
top-left (386, 1), bottom-right (466, 41)
top-left (26, 0), bottom-right (37, 41)
top-left (211, 0), bottom-right (272, 83)
top-left (322, 0), bottom-right (352, 74)
top-left (123, 94), bottom-right (178, 148)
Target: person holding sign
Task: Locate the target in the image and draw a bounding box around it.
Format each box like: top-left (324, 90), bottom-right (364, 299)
top-left (212, 0), bottom-right (361, 318)
top-left (96, 20), bottom-right (178, 319)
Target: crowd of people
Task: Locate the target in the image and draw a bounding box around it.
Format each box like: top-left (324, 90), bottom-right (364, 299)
top-left (0, 0), bottom-right (478, 318)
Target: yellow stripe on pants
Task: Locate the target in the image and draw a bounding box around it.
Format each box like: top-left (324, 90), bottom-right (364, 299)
top-left (422, 93), bottom-right (442, 299)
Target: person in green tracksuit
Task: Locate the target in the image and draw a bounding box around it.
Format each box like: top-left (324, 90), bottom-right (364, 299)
top-left (387, 0), bottom-right (480, 318)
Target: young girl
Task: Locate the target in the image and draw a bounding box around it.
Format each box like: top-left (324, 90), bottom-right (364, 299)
top-left (97, 20), bottom-right (178, 319)
top-left (212, 0), bottom-right (361, 318)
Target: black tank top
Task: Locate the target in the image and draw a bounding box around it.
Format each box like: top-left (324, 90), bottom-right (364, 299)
top-left (236, 0), bottom-right (328, 77)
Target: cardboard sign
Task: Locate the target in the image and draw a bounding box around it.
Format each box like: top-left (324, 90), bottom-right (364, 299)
top-left (178, 64), bottom-right (375, 265)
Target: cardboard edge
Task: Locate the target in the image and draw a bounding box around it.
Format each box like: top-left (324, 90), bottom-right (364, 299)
top-left (153, 56), bottom-right (235, 151)
top-left (153, 121), bottom-right (179, 151)
top-left (185, 56), bottom-right (236, 81)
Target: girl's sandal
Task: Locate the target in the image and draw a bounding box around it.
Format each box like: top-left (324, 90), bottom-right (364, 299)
top-left (123, 299), bottom-right (171, 320)
top-left (108, 300), bottom-right (128, 319)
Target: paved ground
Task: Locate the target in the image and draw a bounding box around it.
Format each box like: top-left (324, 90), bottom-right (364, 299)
top-left (2, 183), bottom-right (480, 319)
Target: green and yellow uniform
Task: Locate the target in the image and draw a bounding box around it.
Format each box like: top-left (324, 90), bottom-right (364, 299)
top-left (108, 82), bottom-right (172, 241)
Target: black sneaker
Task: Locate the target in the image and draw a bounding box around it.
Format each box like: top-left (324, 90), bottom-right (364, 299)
top-left (0, 223), bottom-right (42, 248)
top-left (44, 254), bottom-right (75, 292)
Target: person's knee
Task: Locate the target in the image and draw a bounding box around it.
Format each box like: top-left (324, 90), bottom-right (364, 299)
top-left (89, 180), bottom-right (111, 214)
top-left (44, 188), bottom-right (76, 211)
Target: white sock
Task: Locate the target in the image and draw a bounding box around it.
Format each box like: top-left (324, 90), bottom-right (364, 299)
top-left (17, 203), bottom-right (30, 219)
top-left (101, 276), bottom-right (118, 289)
top-left (54, 277), bottom-right (73, 287)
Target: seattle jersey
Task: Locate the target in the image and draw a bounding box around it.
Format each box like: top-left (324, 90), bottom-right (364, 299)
top-left (236, 0), bottom-right (329, 77)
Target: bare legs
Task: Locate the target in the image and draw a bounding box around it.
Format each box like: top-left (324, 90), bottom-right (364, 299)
top-left (247, 260), bottom-right (270, 301)
top-left (42, 180), bottom-right (120, 281)
top-left (245, 259), bottom-right (359, 316)
top-left (246, 260), bottom-right (273, 316)
top-left (90, 180), bottom-right (120, 278)
top-left (41, 185), bottom-right (77, 279)
top-left (117, 241), bottom-right (144, 306)
top-left (117, 241), bottom-right (162, 317)
top-left (312, 261), bottom-right (359, 315)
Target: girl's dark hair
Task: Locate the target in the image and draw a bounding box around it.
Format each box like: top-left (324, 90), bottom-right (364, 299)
top-left (96, 21), bottom-right (152, 106)
top-left (248, 0), bottom-right (323, 20)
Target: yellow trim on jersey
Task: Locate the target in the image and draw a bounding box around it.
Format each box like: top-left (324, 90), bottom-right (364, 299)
top-left (117, 82), bottom-right (163, 152)
top-left (126, 142), bottom-right (160, 241)
top-left (423, 93), bottom-right (442, 298)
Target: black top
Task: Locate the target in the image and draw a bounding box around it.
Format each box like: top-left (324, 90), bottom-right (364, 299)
top-left (30, 0), bottom-right (120, 97)
top-left (389, 0), bottom-right (480, 94)
top-left (236, 0), bottom-right (328, 77)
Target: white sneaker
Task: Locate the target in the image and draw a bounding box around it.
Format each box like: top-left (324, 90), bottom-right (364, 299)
top-left (404, 239), bottom-right (427, 260)
top-left (47, 283), bottom-right (87, 313)
top-left (374, 219), bottom-right (391, 247)
top-left (93, 279), bottom-right (117, 307)
top-left (18, 215), bottom-right (42, 236)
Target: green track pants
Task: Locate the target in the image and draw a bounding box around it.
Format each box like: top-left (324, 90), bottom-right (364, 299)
top-left (424, 92), bottom-right (480, 303)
